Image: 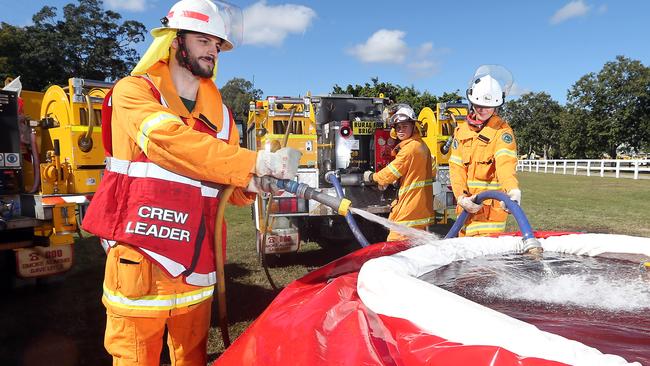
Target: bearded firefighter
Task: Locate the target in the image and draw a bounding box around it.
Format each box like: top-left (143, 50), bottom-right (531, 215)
top-left (82, 0), bottom-right (301, 364)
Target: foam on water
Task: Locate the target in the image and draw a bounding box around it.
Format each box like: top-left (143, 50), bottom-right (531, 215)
top-left (426, 253), bottom-right (650, 312)
top-left (485, 272), bottom-right (650, 311)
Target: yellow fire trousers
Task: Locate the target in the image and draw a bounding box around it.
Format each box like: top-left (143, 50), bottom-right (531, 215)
top-left (457, 201), bottom-right (508, 237)
top-left (104, 300), bottom-right (211, 366)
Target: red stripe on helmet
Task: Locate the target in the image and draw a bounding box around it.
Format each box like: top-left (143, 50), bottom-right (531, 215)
top-left (178, 10), bottom-right (210, 22)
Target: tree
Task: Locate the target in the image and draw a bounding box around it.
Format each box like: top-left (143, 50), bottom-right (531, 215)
top-left (501, 92), bottom-right (563, 159)
top-left (565, 56), bottom-right (650, 158)
top-left (332, 77), bottom-right (462, 114)
top-left (0, 0), bottom-right (145, 90)
top-left (558, 106), bottom-right (600, 158)
top-left (220, 77), bottom-right (263, 123)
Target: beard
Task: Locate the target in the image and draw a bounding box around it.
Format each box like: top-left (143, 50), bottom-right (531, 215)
top-left (176, 47), bottom-right (214, 79)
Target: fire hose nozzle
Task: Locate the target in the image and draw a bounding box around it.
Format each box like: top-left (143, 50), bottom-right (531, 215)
top-left (273, 178), bottom-right (352, 216)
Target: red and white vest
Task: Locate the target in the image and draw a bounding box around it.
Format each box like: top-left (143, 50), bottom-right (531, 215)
top-left (82, 75), bottom-right (233, 287)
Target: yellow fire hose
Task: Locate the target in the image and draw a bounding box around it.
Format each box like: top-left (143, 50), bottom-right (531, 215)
top-left (214, 185), bottom-right (234, 347)
top-left (79, 95), bottom-right (96, 153)
top-left (212, 108), bottom-right (295, 347)
top-left (258, 108), bottom-right (296, 290)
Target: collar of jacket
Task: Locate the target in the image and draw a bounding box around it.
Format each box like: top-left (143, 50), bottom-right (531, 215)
top-left (455, 114), bottom-right (505, 141)
top-left (392, 134), bottom-right (422, 156)
top-left (146, 61), bottom-right (224, 133)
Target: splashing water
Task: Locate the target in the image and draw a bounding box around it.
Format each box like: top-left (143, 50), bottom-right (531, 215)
top-left (352, 206), bottom-right (650, 310)
top-left (349, 207), bottom-right (440, 245)
top-left (420, 253), bottom-right (650, 364)
top-left (423, 253), bottom-right (650, 312)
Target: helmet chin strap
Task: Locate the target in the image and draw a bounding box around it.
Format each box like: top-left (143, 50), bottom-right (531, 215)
top-left (467, 104), bottom-right (498, 129)
top-left (467, 105), bottom-right (486, 128)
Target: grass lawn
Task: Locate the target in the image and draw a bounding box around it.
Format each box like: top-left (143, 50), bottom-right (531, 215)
top-left (509, 172), bottom-right (650, 236)
top-left (1, 171), bottom-right (648, 365)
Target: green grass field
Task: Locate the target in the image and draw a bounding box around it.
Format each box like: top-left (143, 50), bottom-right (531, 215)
top-left (508, 172), bottom-right (650, 236)
top-left (2, 171), bottom-right (648, 365)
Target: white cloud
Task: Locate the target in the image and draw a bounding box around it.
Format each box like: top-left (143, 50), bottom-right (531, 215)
top-left (105, 0), bottom-right (146, 12)
top-left (414, 42), bottom-right (433, 59)
top-left (407, 60), bottom-right (440, 79)
top-left (550, 0), bottom-right (591, 24)
top-left (347, 29), bottom-right (408, 64)
top-left (407, 42), bottom-right (440, 78)
top-left (243, 1), bottom-right (316, 47)
top-left (348, 31), bottom-right (443, 78)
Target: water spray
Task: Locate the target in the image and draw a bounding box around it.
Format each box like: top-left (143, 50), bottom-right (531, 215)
top-left (265, 174), bottom-right (370, 247)
top-left (445, 190), bottom-right (543, 255)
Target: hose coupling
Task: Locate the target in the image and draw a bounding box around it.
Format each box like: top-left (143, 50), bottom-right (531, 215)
top-left (338, 198), bottom-right (352, 216)
top-left (522, 237), bottom-right (544, 255)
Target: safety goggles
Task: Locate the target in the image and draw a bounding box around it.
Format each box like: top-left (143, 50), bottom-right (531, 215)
top-left (390, 113), bottom-right (415, 125)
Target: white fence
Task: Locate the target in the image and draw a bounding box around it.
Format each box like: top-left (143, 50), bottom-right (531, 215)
top-left (517, 159), bottom-right (650, 179)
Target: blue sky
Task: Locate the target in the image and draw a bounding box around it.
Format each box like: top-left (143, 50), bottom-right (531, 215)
top-left (2, 0), bottom-right (648, 104)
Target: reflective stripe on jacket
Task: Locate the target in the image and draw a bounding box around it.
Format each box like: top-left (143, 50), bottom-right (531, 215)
top-left (448, 115), bottom-right (519, 236)
top-left (93, 156), bottom-right (222, 286)
top-left (82, 61), bottom-right (257, 315)
top-left (373, 135), bottom-right (435, 241)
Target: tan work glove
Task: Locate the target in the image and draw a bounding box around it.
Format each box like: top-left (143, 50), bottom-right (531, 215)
top-left (255, 148), bottom-right (302, 180)
top-left (458, 195), bottom-right (482, 214)
top-left (363, 170), bottom-right (374, 184)
top-left (246, 176), bottom-right (280, 194)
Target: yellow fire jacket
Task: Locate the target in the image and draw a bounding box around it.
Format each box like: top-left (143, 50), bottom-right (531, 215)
top-left (373, 135), bottom-right (435, 241)
top-left (102, 60), bottom-right (257, 317)
top-left (448, 115), bottom-right (519, 236)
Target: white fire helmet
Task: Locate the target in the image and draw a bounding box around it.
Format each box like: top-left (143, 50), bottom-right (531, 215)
top-left (152, 0), bottom-right (243, 51)
top-left (467, 75), bottom-right (504, 107)
top-left (388, 105), bottom-right (417, 126)
top-left (466, 64), bottom-right (513, 108)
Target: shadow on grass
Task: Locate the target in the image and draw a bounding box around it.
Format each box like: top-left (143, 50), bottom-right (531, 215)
top-left (220, 264), bottom-right (282, 324)
top-left (223, 261), bottom-right (254, 280)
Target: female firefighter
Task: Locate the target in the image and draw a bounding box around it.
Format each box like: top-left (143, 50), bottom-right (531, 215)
top-left (363, 104), bottom-right (435, 241)
top-left (449, 64), bottom-right (520, 237)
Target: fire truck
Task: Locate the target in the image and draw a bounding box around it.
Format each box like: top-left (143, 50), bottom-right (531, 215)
top-left (418, 102), bottom-right (469, 223)
top-left (0, 78), bottom-right (109, 285)
top-left (247, 94), bottom-right (398, 255)
top-left (247, 95), bottom-right (472, 255)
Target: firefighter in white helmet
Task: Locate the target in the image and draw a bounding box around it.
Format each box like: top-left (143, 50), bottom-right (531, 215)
top-left (448, 65), bottom-right (521, 237)
top-left (82, 0), bottom-right (301, 364)
top-left (363, 104), bottom-right (435, 241)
